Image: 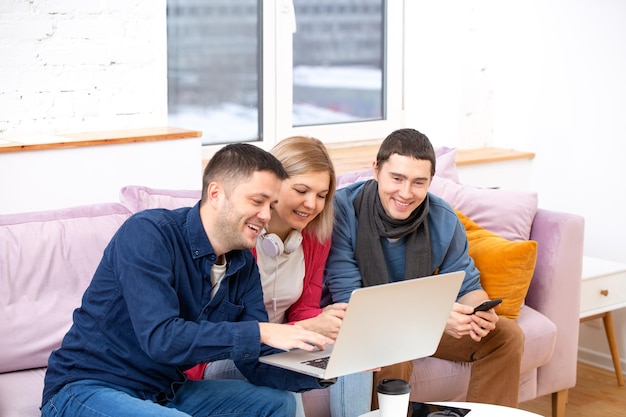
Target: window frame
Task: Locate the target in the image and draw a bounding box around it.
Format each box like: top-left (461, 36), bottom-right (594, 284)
top-left (199, 0), bottom-right (404, 159)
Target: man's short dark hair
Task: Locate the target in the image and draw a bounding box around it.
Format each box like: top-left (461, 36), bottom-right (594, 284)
top-left (376, 128), bottom-right (436, 177)
top-left (201, 143), bottom-right (288, 203)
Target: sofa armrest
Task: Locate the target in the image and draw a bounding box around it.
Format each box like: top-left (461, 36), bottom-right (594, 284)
top-left (527, 208), bottom-right (585, 396)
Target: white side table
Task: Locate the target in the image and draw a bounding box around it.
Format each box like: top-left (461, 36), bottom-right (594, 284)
top-left (580, 256), bottom-right (626, 386)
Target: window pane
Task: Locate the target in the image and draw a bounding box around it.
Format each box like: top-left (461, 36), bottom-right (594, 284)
top-left (292, 0), bottom-right (384, 127)
top-left (167, 0), bottom-right (260, 145)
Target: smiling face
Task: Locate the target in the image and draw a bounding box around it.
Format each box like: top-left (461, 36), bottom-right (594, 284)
top-left (211, 170), bottom-right (282, 253)
top-left (373, 153), bottom-right (432, 220)
top-left (269, 171), bottom-right (330, 239)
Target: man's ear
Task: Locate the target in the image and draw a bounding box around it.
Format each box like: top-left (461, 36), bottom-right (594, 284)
top-left (206, 182), bottom-right (223, 207)
top-left (372, 160), bottom-right (379, 179)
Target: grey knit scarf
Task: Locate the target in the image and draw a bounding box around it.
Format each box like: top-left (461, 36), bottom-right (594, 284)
top-left (353, 180), bottom-right (432, 287)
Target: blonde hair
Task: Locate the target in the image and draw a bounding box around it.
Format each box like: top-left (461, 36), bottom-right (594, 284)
top-left (270, 136), bottom-right (336, 243)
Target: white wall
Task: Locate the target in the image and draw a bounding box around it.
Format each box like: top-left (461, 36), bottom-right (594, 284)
top-left (1, 0), bottom-right (624, 376)
top-left (405, 0), bottom-right (626, 374)
top-left (0, 1), bottom-right (204, 213)
top-left (0, 0), bottom-right (167, 136)
top-left (0, 139), bottom-right (202, 214)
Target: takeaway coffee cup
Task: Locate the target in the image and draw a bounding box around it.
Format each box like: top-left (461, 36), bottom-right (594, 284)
top-left (376, 378), bottom-right (411, 417)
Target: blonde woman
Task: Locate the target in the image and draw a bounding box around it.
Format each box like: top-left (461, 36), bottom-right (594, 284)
top-left (187, 137), bottom-right (371, 417)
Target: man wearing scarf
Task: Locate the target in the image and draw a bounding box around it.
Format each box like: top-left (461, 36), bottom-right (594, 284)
top-left (322, 128), bottom-right (524, 411)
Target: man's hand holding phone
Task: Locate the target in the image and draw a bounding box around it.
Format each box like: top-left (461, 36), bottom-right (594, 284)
top-left (446, 298), bottom-right (502, 341)
top-left (471, 298), bottom-right (502, 314)
top-left (465, 298), bottom-right (501, 342)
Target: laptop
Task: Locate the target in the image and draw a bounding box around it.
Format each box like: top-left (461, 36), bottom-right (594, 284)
top-left (259, 271), bottom-right (465, 379)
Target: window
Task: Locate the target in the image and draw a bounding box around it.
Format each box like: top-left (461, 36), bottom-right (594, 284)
top-left (166, 0), bottom-right (404, 156)
top-left (167, 0), bottom-right (260, 145)
top-left (291, 1), bottom-right (384, 127)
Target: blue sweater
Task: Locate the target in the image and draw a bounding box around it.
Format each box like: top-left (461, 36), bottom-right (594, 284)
top-left (322, 181), bottom-right (482, 305)
top-left (43, 203), bottom-right (323, 406)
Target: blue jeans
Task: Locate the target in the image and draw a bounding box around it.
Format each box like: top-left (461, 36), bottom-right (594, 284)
top-left (204, 360), bottom-right (306, 417)
top-left (203, 361), bottom-right (372, 417)
top-left (41, 378), bottom-right (295, 417)
top-left (329, 371), bottom-right (373, 417)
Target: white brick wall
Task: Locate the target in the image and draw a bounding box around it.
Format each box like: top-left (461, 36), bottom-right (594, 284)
top-left (0, 0), bottom-right (167, 138)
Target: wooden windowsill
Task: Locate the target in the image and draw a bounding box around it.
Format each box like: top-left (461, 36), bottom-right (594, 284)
top-left (327, 145), bottom-right (535, 175)
top-left (455, 148), bottom-right (535, 166)
top-left (1, 128), bottom-right (534, 176)
top-left (0, 127), bottom-right (202, 154)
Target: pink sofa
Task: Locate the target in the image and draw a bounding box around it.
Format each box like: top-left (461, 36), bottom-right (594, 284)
top-left (0, 203), bottom-right (133, 417)
top-left (0, 154), bottom-right (584, 417)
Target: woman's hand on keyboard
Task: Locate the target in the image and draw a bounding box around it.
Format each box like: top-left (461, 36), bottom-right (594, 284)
top-left (295, 303), bottom-right (348, 339)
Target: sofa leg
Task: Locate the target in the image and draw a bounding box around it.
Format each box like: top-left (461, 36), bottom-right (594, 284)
top-left (551, 389), bottom-right (568, 417)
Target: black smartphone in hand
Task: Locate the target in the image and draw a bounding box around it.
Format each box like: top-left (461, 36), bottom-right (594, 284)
top-left (471, 298), bottom-right (502, 314)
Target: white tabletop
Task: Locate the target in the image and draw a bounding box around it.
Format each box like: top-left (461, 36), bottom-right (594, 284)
top-left (582, 255), bottom-right (626, 279)
top-left (361, 402), bottom-right (542, 417)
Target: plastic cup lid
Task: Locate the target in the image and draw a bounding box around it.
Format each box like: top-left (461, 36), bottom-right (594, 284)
top-left (376, 378), bottom-right (411, 395)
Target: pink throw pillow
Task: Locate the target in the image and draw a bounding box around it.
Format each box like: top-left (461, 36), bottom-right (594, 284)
top-left (429, 176), bottom-right (538, 241)
top-left (119, 186), bottom-right (201, 212)
top-left (0, 203), bottom-right (131, 373)
top-left (434, 146), bottom-right (460, 182)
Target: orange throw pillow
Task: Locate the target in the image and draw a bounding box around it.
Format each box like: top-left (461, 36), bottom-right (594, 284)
top-left (456, 209), bottom-right (538, 319)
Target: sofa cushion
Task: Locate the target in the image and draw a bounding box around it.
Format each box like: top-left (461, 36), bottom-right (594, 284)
top-left (434, 146), bottom-right (460, 182)
top-left (337, 169), bottom-right (374, 189)
top-left (456, 209), bottom-right (538, 320)
top-left (0, 367), bottom-right (46, 417)
top-left (0, 203), bottom-right (131, 373)
top-left (119, 185), bottom-right (201, 212)
top-left (516, 305), bottom-right (557, 372)
top-left (430, 176), bottom-right (538, 241)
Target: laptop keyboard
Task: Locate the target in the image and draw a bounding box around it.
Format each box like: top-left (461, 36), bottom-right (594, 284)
top-left (302, 356), bottom-right (330, 369)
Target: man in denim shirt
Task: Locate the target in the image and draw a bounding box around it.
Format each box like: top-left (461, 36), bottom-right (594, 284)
top-left (41, 144), bottom-right (334, 417)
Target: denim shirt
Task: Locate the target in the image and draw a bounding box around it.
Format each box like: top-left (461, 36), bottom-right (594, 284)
top-left (322, 181), bottom-right (482, 305)
top-left (43, 203), bottom-right (323, 406)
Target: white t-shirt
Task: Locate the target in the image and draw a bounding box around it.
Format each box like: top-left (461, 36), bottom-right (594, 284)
top-left (256, 242), bottom-right (305, 324)
top-left (210, 256), bottom-right (227, 298)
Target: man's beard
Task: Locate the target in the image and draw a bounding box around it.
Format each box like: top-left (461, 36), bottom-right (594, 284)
top-left (214, 195), bottom-right (256, 252)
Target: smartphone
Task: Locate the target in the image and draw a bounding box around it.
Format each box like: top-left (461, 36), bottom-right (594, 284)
top-left (471, 298), bottom-right (502, 314)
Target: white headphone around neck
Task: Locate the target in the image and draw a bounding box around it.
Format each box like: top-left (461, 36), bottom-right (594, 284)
top-left (259, 229), bottom-right (303, 257)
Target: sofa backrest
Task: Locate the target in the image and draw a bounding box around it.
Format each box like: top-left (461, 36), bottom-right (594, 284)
top-left (119, 185), bottom-right (201, 212)
top-left (118, 148), bottom-right (538, 242)
top-left (0, 203), bottom-right (131, 373)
